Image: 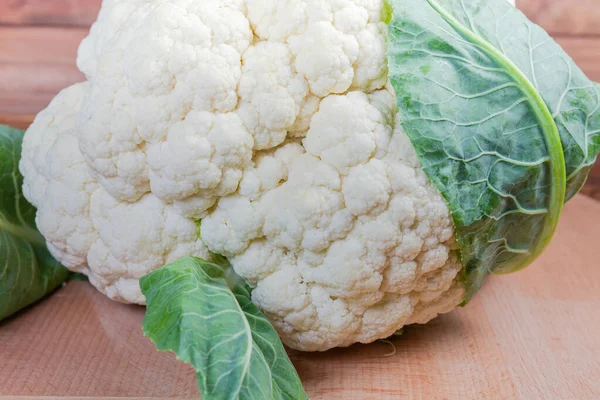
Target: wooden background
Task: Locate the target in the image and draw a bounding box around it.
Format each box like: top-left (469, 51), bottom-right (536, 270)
top-left (0, 0), bottom-right (599, 201)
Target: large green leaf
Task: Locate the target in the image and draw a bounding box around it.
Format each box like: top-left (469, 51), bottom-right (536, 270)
top-left (0, 125), bottom-right (70, 321)
top-left (387, 0), bottom-right (600, 299)
top-left (140, 257), bottom-right (308, 400)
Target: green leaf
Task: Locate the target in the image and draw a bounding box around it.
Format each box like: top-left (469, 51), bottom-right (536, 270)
top-left (140, 257), bottom-right (308, 400)
top-left (0, 125), bottom-right (71, 321)
top-left (387, 0), bottom-right (600, 299)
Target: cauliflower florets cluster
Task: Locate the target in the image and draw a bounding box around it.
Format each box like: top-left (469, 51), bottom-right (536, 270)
top-left (20, 0), bottom-right (470, 351)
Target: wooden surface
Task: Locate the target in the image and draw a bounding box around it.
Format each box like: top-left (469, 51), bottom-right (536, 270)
top-left (0, 0), bottom-right (599, 200)
top-left (1, 194), bottom-right (599, 399)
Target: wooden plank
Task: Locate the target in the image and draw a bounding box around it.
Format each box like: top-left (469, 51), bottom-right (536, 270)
top-left (0, 27), bottom-right (86, 116)
top-left (0, 26), bottom-right (87, 64)
top-left (0, 282), bottom-right (198, 398)
top-left (477, 195), bottom-right (600, 400)
top-left (0, 0), bottom-right (101, 27)
top-left (1, 195), bottom-right (599, 399)
top-left (580, 161), bottom-right (600, 200)
top-left (0, 64), bottom-right (82, 98)
top-left (556, 36), bottom-right (600, 81)
top-left (517, 0), bottom-right (600, 36)
top-left (0, 113), bottom-right (35, 130)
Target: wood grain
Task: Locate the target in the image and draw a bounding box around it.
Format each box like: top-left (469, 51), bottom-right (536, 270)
top-left (1, 194), bottom-right (599, 399)
top-left (0, 27), bottom-right (86, 115)
top-left (0, 0), bottom-right (101, 27)
top-left (581, 161), bottom-right (600, 200)
top-left (0, 112), bottom-right (35, 130)
top-left (0, 282), bottom-right (198, 399)
top-left (555, 36), bottom-right (600, 80)
top-left (517, 0), bottom-right (600, 36)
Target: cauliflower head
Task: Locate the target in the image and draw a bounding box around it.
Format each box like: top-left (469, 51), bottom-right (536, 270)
top-left (20, 0), bottom-right (512, 351)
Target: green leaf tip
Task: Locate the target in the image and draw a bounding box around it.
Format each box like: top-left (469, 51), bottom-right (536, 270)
top-left (140, 256), bottom-right (309, 400)
top-left (386, 0), bottom-right (600, 300)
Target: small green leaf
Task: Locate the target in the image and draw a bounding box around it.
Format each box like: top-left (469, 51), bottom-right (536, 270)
top-left (386, 0), bottom-right (600, 299)
top-left (0, 125), bottom-right (71, 321)
top-left (140, 257), bottom-right (308, 400)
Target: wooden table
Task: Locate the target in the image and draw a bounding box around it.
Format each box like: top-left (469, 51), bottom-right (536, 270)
top-left (1, 194), bottom-right (599, 400)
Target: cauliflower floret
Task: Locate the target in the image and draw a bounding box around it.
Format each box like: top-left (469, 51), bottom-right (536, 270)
top-left (20, 83), bottom-right (98, 271)
top-left (20, 0), bottom-right (498, 351)
top-left (290, 21), bottom-right (359, 96)
top-left (88, 190), bottom-right (210, 302)
top-left (237, 42), bottom-right (312, 149)
top-left (304, 91), bottom-right (391, 173)
top-left (77, 0), bottom-right (253, 206)
top-left (147, 111), bottom-right (254, 218)
top-left (20, 84), bottom-right (210, 304)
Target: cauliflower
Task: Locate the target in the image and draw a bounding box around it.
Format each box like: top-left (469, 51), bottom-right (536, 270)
top-left (21, 0), bottom-right (517, 351)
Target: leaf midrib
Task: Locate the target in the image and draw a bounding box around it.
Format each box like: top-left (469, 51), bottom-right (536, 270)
top-left (0, 216), bottom-right (46, 247)
top-left (425, 0), bottom-right (566, 273)
top-left (194, 266), bottom-right (258, 399)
